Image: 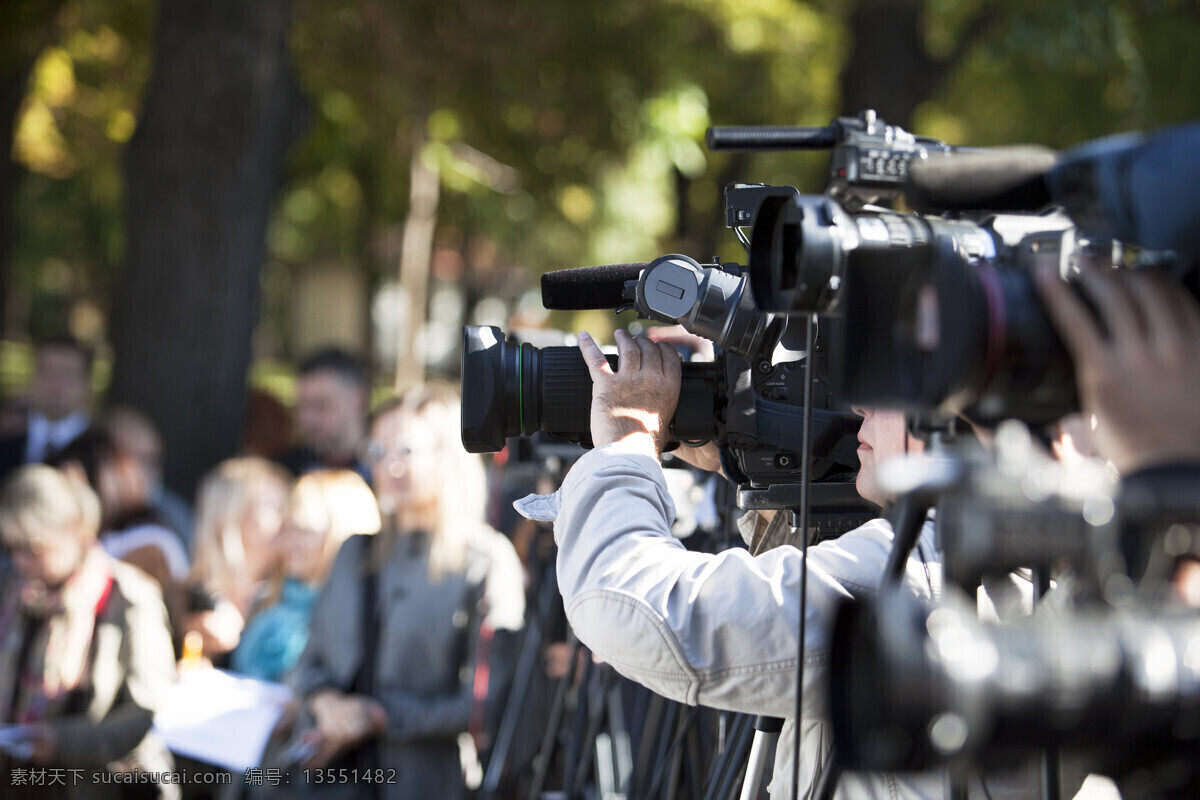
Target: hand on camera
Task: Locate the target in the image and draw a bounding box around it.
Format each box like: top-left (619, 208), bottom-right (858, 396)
top-left (578, 329), bottom-right (682, 456)
top-left (667, 441), bottom-right (725, 476)
top-left (1035, 266), bottom-right (1200, 474)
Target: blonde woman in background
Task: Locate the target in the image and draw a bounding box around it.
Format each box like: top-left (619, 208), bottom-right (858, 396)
top-left (231, 469), bottom-right (380, 682)
top-left (184, 457), bottom-right (291, 665)
top-left (281, 383), bottom-right (525, 800)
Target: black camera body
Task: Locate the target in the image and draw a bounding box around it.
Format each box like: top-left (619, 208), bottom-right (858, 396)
top-left (733, 112), bottom-right (1200, 429)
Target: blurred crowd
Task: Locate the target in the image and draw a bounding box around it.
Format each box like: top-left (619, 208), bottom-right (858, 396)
top-left (0, 339), bottom-right (544, 800)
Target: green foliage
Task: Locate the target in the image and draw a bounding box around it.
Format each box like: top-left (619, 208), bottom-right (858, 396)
top-left (6, 0), bottom-right (1200, 350)
top-left (9, 0), bottom-right (152, 340)
top-left (916, 0), bottom-right (1200, 147)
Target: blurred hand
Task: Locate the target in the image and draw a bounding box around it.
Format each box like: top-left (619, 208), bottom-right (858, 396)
top-left (1035, 266), bottom-right (1200, 474)
top-left (578, 329), bottom-right (682, 455)
top-left (305, 690), bottom-right (388, 768)
top-left (184, 600), bottom-right (244, 657)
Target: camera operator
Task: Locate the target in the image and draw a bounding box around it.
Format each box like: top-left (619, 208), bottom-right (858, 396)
top-left (523, 265), bottom-right (1200, 798)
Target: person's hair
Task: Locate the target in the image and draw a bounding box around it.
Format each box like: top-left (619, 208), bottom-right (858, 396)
top-left (189, 457), bottom-right (292, 606)
top-left (371, 382), bottom-right (486, 581)
top-left (297, 347), bottom-right (365, 387)
top-left (46, 428), bottom-right (152, 531)
top-left (242, 388), bottom-right (294, 459)
top-left (266, 469), bottom-right (380, 601)
top-left (103, 405), bottom-right (163, 464)
top-left (0, 463), bottom-right (102, 546)
top-left (33, 334), bottom-right (95, 374)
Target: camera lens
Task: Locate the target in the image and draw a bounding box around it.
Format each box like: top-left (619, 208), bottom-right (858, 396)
top-left (920, 240), bottom-right (1079, 425)
top-left (749, 194), bottom-right (852, 314)
top-left (461, 325), bottom-right (718, 453)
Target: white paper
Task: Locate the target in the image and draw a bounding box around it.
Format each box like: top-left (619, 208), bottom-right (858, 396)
top-left (152, 668), bottom-right (293, 772)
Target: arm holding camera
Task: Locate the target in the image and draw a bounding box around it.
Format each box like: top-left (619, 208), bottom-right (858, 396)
top-left (554, 330), bottom-right (938, 721)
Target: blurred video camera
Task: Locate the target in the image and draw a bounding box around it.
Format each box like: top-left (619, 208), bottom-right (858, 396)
top-left (829, 421), bottom-right (1200, 797)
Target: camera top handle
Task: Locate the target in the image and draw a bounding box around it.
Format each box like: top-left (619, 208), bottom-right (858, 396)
top-left (706, 124), bottom-right (838, 151)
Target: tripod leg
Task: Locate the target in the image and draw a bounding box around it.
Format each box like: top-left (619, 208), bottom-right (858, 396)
top-left (481, 616), bottom-right (542, 797)
top-left (738, 730), bottom-right (776, 800)
top-left (561, 656), bottom-right (595, 799)
top-left (528, 634), bottom-right (583, 800)
top-left (570, 665), bottom-right (616, 799)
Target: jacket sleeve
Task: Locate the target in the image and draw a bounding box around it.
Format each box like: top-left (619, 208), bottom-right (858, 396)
top-left (50, 567), bottom-right (177, 767)
top-left (553, 443), bottom-right (938, 721)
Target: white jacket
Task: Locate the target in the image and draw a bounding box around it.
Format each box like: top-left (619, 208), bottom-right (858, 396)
top-left (521, 442), bottom-right (1119, 800)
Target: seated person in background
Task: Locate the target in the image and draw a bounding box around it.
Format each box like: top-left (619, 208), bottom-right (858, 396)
top-left (281, 383), bottom-right (525, 800)
top-left (184, 457), bottom-right (292, 667)
top-left (232, 469), bottom-right (380, 683)
top-left (48, 429), bottom-right (190, 653)
top-left (104, 405), bottom-right (195, 551)
top-left (0, 465), bottom-right (178, 800)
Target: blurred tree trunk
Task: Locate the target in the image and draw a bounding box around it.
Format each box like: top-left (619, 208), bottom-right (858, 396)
top-left (110, 0), bottom-right (305, 496)
top-left (839, 0), bottom-right (996, 129)
top-left (0, 0), bottom-right (68, 338)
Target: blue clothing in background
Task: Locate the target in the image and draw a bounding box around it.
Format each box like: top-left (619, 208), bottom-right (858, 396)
top-left (232, 578), bottom-right (320, 682)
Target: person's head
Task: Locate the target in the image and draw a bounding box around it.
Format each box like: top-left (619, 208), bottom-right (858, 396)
top-left (366, 383), bottom-right (486, 579)
top-left (853, 407), bottom-right (924, 508)
top-left (277, 469), bottom-right (380, 586)
top-left (29, 337), bottom-right (93, 423)
top-left (0, 464), bottom-right (102, 590)
top-left (104, 405), bottom-right (165, 490)
top-left (46, 428), bottom-right (150, 531)
top-left (190, 457), bottom-right (292, 610)
top-left (293, 348), bottom-right (368, 463)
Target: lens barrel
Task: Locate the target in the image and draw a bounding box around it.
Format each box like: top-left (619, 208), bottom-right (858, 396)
top-left (461, 325), bottom-right (717, 453)
top-left (750, 194), bottom-right (853, 314)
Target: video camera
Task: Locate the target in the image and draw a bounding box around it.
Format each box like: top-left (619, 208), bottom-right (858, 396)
top-left (461, 182), bottom-right (871, 520)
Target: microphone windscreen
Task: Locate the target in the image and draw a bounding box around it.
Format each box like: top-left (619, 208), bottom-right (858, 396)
top-left (540, 263), bottom-right (648, 310)
top-left (907, 147), bottom-right (1058, 212)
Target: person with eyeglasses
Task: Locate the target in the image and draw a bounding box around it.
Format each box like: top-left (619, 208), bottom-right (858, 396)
top-left (277, 383), bottom-right (525, 800)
